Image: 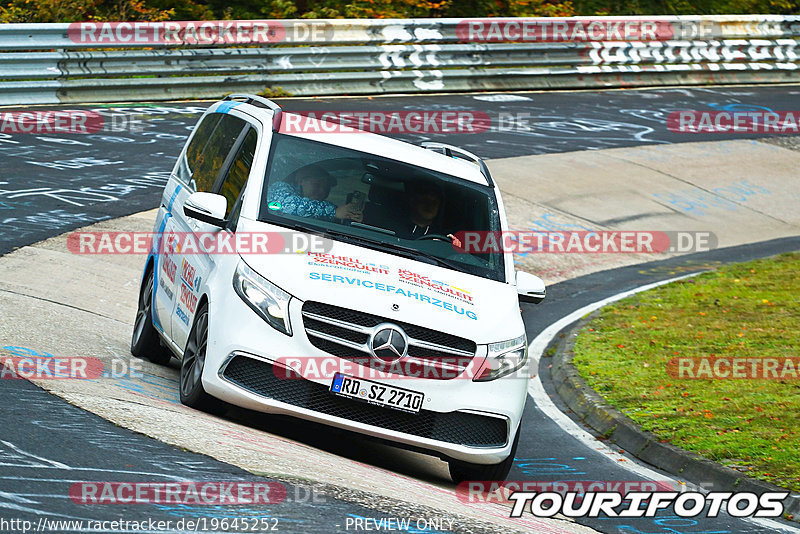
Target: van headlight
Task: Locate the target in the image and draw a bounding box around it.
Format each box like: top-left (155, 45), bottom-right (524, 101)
top-left (233, 260), bottom-right (292, 336)
top-left (474, 334), bottom-right (527, 382)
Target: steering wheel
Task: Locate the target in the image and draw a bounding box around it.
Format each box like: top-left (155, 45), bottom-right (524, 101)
top-left (415, 233), bottom-right (452, 243)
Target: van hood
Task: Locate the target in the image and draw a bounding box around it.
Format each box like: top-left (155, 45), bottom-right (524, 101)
top-left (237, 219), bottom-right (523, 345)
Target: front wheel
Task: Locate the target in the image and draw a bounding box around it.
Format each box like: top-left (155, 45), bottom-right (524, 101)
top-left (179, 303), bottom-right (226, 415)
top-left (448, 424), bottom-right (521, 484)
top-left (131, 267), bottom-right (172, 365)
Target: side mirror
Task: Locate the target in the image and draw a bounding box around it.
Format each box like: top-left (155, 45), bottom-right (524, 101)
top-left (184, 192), bottom-right (227, 227)
top-left (516, 271), bottom-right (546, 304)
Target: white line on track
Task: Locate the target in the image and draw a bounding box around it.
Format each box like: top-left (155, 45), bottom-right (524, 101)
top-left (526, 273), bottom-right (800, 532)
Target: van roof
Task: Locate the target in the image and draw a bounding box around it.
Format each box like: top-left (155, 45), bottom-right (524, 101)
top-left (225, 102), bottom-right (491, 187)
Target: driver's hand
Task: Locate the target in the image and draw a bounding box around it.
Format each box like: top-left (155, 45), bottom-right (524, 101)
top-left (448, 233), bottom-right (463, 249)
top-left (335, 202), bottom-right (363, 222)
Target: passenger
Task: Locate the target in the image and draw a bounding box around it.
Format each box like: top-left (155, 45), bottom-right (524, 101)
top-left (267, 164), bottom-right (363, 222)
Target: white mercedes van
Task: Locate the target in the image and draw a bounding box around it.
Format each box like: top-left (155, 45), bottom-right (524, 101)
top-left (132, 94), bottom-right (545, 483)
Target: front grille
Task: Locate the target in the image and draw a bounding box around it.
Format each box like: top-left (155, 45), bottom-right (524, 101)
top-left (303, 316), bottom-right (368, 345)
top-left (302, 301), bottom-right (477, 380)
top-left (222, 355), bottom-right (508, 448)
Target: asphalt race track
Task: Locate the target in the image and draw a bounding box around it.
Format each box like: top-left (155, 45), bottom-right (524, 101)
top-left (1, 379), bottom-right (416, 533)
top-left (3, 84), bottom-right (800, 254)
top-left (2, 85), bottom-right (800, 533)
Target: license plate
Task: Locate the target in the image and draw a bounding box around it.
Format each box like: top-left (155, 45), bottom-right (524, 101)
top-left (330, 373), bottom-right (424, 414)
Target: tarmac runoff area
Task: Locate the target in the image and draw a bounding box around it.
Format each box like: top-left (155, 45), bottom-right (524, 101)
top-left (1, 138), bottom-right (799, 532)
top-left (494, 137), bottom-right (800, 283)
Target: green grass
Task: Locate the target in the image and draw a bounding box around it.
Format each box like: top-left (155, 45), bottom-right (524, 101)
top-left (572, 252), bottom-right (800, 492)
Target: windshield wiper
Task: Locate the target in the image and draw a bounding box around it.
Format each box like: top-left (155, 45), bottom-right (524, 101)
top-left (283, 222), bottom-right (322, 235)
top-left (377, 241), bottom-right (471, 274)
top-left (283, 224), bottom-right (396, 255)
top-left (324, 230), bottom-right (470, 274)
top-left (349, 221), bottom-right (396, 236)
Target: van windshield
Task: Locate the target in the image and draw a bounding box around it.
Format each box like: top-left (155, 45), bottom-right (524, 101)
top-left (258, 134), bottom-right (505, 283)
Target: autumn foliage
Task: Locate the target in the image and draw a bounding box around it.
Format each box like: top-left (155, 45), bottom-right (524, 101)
top-left (2, 0), bottom-right (796, 23)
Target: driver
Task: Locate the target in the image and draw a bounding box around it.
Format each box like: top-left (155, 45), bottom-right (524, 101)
top-left (267, 164), bottom-right (363, 222)
top-left (397, 181), bottom-right (461, 247)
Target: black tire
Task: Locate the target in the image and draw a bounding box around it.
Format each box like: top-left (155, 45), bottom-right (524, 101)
top-left (179, 303), bottom-right (226, 415)
top-left (448, 423), bottom-right (521, 484)
top-left (131, 267), bottom-right (172, 365)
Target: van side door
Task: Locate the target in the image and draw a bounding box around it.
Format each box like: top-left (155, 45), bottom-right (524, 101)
top-left (169, 111), bottom-right (260, 351)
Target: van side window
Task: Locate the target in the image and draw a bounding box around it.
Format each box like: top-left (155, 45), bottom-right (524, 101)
top-left (181, 114), bottom-right (221, 184)
top-left (218, 128), bottom-right (258, 219)
top-left (187, 114), bottom-right (247, 192)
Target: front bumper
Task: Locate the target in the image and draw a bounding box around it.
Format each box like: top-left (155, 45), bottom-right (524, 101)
top-left (202, 290), bottom-right (527, 464)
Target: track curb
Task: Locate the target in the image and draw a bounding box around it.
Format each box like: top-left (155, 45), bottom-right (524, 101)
top-left (549, 307), bottom-right (800, 522)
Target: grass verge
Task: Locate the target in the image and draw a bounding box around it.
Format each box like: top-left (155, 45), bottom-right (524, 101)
top-left (572, 252), bottom-right (800, 492)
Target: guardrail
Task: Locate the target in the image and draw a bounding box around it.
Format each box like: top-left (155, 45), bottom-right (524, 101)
top-left (1, 16), bottom-right (799, 105)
